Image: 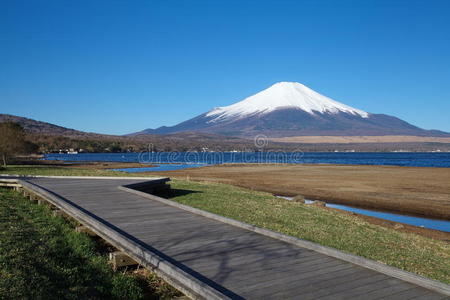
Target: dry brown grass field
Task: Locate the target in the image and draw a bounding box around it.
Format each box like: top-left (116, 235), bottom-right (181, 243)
top-left (270, 135), bottom-right (450, 143)
top-left (147, 164), bottom-right (450, 220)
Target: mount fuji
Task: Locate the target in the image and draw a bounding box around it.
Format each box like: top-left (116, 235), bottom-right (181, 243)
top-left (133, 82), bottom-right (449, 138)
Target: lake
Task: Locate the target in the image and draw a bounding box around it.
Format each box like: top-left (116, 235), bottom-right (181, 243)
top-left (44, 152), bottom-right (450, 168)
top-left (115, 163), bottom-right (208, 172)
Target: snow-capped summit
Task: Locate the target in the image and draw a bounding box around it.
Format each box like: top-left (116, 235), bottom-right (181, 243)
top-left (206, 82), bottom-right (369, 123)
top-left (133, 82), bottom-right (450, 138)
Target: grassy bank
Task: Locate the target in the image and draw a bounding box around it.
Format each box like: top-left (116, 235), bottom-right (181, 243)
top-left (160, 179), bottom-right (450, 284)
top-left (2, 165), bottom-right (449, 284)
top-left (0, 188), bottom-right (180, 299)
top-left (0, 164), bottom-right (133, 177)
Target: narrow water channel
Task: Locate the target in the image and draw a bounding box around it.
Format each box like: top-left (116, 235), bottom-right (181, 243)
top-left (276, 196), bottom-right (450, 232)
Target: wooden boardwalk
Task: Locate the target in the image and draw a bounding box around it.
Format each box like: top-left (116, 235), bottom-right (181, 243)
top-left (2, 176), bottom-right (449, 299)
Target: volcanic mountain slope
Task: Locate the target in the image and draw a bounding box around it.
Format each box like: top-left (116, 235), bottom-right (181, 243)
top-left (134, 82), bottom-right (449, 138)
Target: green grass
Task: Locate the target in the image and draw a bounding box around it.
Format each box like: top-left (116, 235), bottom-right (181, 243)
top-left (161, 179), bottom-right (450, 284)
top-left (2, 165), bottom-right (449, 284)
top-left (1, 165), bottom-right (134, 177)
top-left (0, 188), bottom-right (180, 299)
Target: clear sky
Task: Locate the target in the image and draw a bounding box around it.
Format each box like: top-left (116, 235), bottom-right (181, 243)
top-left (1, 0), bottom-right (449, 134)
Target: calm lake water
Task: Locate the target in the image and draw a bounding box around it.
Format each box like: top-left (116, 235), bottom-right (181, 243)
top-left (44, 152), bottom-right (450, 168)
top-left (115, 163), bottom-right (208, 172)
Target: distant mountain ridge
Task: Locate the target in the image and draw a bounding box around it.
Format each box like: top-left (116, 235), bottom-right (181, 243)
top-left (0, 114), bottom-right (87, 136)
top-left (132, 82), bottom-right (450, 138)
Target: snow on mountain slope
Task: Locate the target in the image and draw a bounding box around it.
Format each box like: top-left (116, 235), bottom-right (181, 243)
top-left (206, 82), bottom-right (369, 123)
top-left (131, 82), bottom-right (450, 138)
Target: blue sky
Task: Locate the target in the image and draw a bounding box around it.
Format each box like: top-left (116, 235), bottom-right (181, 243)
top-left (1, 0), bottom-right (449, 134)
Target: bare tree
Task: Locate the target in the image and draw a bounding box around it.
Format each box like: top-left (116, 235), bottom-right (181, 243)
top-left (0, 122), bottom-right (28, 168)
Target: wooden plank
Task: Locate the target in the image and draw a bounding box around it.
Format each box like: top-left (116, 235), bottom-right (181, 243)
top-left (0, 182), bottom-right (21, 187)
top-left (226, 259), bottom-right (350, 292)
top-left (408, 291), bottom-right (448, 300)
top-left (233, 260), bottom-right (353, 296)
top-left (109, 251), bottom-right (138, 270)
top-left (268, 266), bottom-right (378, 298)
top-left (126, 217), bottom-right (255, 235)
top-left (105, 210), bottom-right (198, 224)
top-left (171, 241), bottom-right (319, 269)
top-left (176, 242), bottom-right (325, 276)
top-left (361, 285), bottom-right (422, 300)
top-left (312, 276), bottom-right (402, 300)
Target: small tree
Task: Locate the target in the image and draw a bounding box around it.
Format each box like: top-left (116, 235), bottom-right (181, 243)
top-left (0, 122), bottom-right (28, 168)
